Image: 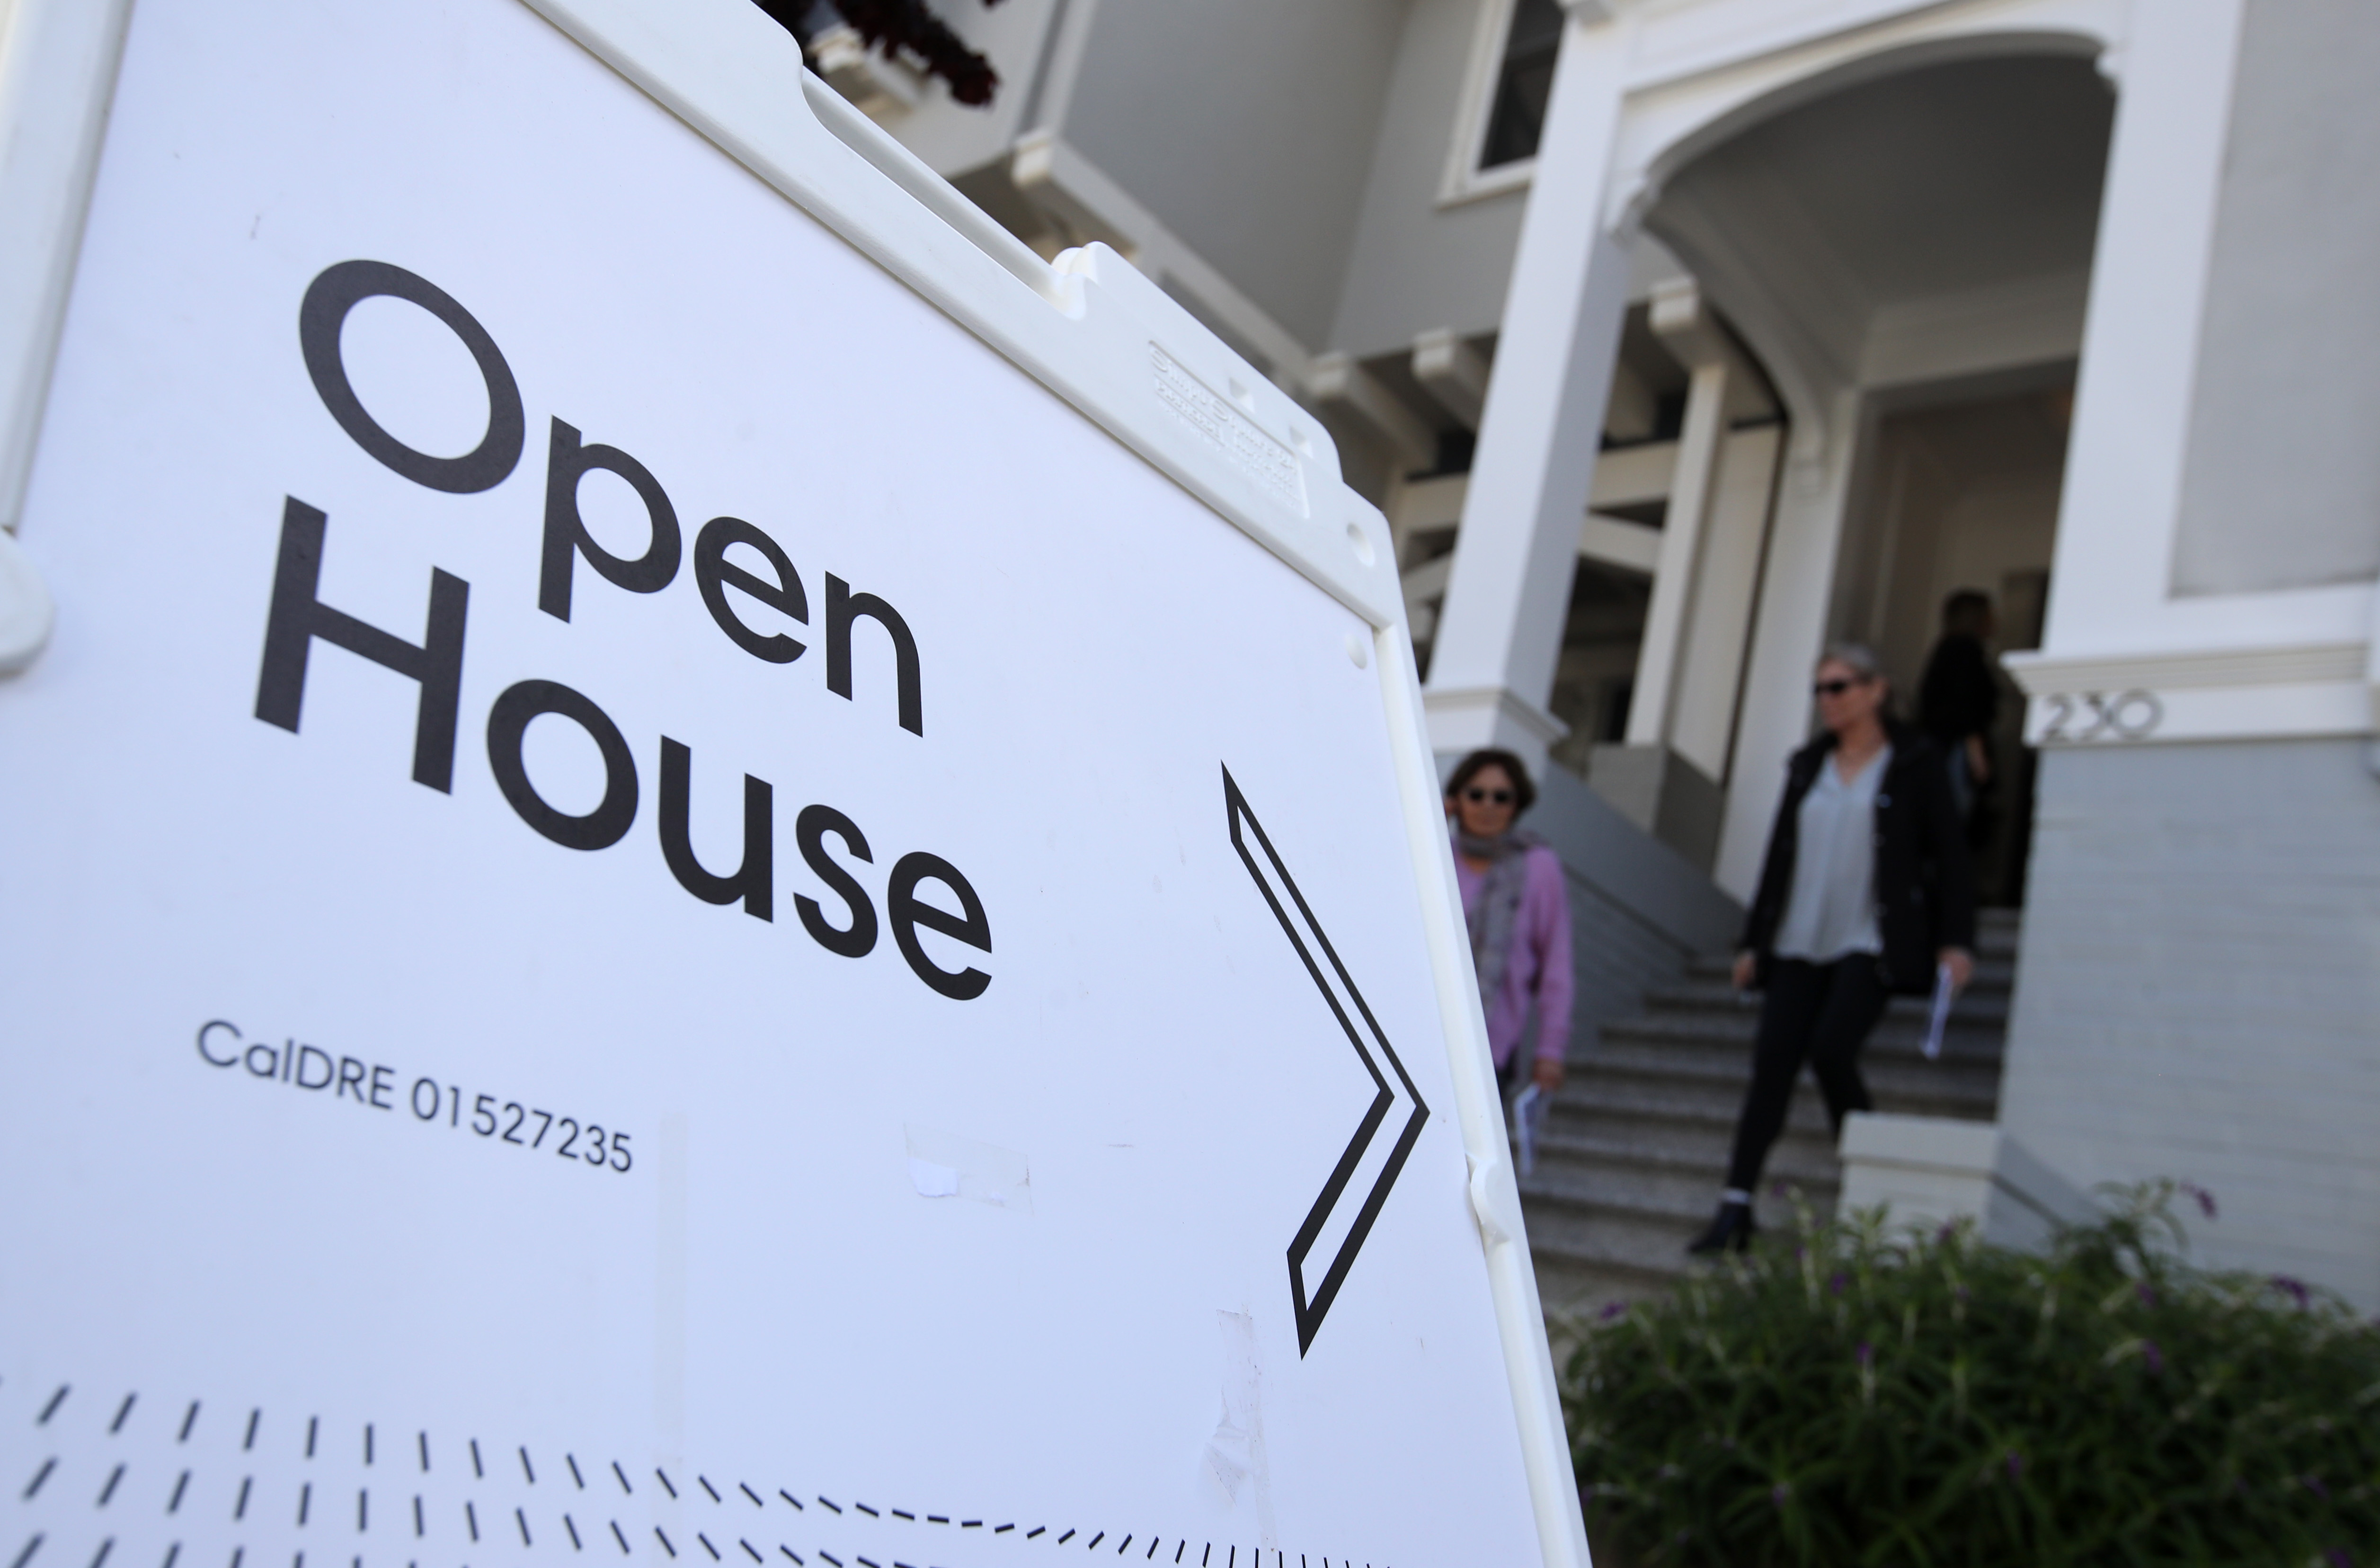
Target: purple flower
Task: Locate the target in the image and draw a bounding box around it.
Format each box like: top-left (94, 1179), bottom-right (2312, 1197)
top-left (1935, 1221), bottom-right (1957, 1245)
top-left (1770, 1482), bottom-right (1791, 1508)
top-left (2182, 1182), bottom-right (2218, 1220)
top-left (2141, 1339), bottom-right (2164, 1375)
top-left (2005, 1450), bottom-right (2026, 1481)
top-left (2136, 1282), bottom-right (2158, 1309)
top-left (1856, 1341), bottom-right (1874, 1367)
top-left (1830, 1272), bottom-right (1848, 1296)
top-left (2272, 1275), bottom-right (2312, 1310)
top-left (1770, 1180), bottom-right (1788, 1198)
top-left (2324, 1550), bottom-right (2351, 1568)
top-left (1599, 1300), bottom-right (1628, 1322)
top-left (2304, 1475), bottom-right (2330, 1500)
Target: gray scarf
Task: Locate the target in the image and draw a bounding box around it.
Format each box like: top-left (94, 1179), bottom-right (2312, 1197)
top-left (1457, 829), bottom-right (1544, 1009)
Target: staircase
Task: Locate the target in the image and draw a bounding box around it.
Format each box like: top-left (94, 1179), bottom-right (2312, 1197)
top-left (1519, 909), bottom-right (2021, 1314)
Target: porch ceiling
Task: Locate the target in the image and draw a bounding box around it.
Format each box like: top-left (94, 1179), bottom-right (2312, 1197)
top-left (1647, 53), bottom-right (2115, 399)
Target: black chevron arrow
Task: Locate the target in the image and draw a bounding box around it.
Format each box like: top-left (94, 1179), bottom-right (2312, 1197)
top-left (1223, 765), bottom-right (1430, 1356)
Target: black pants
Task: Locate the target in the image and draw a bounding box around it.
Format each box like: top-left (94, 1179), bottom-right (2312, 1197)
top-left (1724, 956), bottom-right (1889, 1193)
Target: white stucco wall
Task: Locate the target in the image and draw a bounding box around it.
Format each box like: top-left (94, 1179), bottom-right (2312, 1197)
top-left (1059, 0), bottom-right (1405, 349)
top-left (1329, 0), bottom-right (1532, 356)
top-left (2170, 0), bottom-right (2380, 595)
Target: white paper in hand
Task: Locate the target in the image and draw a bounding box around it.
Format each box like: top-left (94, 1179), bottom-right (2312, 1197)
top-left (1922, 962), bottom-right (1956, 1060)
top-left (1512, 1081), bottom-right (1548, 1176)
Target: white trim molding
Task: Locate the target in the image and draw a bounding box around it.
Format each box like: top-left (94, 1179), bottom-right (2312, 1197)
top-left (1422, 682), bottom-right (1572, 769)
top-left (2005, 640), bottom-right (2375, 748)
top-left (1310, 350), bottom-right (1438, 471)
top-left (0, 0), bottom-right (140, 534)
top-left (1838, 1113), bottom-right (2097, 1253)
top-left (1580, 511), bottom-right (1660, 574)
top-left (1010, 129), bottom-right (1314, 384)
top-left (1604, 0), bottom-right (2124, 238)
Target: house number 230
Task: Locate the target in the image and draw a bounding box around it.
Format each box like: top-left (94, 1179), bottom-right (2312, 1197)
top-left (2039, 690), bottom-right (2163, 742)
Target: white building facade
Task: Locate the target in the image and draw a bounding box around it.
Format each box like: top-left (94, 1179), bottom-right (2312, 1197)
top-left (790, 0), bottom-right (2377, 1302)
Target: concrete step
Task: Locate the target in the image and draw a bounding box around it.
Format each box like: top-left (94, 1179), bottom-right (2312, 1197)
top-left (1683, 912), bottom-right (2023, 953)
top-left (1527, 1118), bottom-right (1839, 1189)
top-left (1645, 977), bottom-right (2013, 1020)
top-left (1597, 1012), bottom-right (2009, 1071)
top-left (1534, 1257), bottom-right (1670, 1318)
top-left (1576, 1040), bottom-right (2003, 1118)
top-left (1521, 1190), bottom-right (1831, 1315)
top-left (1678, 953), bottom-right (2018, 993)
top-left (1544, 1078), bottom-right (1845, 1154)
top-left (1523, 1163), bottom-right (1836, 1229)
top-left (1519, 1131), bottom-right (1839, 1216)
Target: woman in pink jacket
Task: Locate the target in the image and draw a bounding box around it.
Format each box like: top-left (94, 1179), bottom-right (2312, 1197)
top-left (1446, 749), bottom-right (1575, 1099)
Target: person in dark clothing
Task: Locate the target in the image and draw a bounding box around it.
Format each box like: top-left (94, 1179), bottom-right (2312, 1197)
top-left (1687, 642), bottom-right (1978, 1255)
top-left (1919, 589), bottom-right (1999, 829)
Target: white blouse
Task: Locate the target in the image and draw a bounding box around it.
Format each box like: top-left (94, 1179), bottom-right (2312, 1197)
top-left (1772, 744), bottom-right (1890, 963)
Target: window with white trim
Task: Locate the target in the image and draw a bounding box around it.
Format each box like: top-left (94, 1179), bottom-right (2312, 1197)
top-left (1479, 0), bottom-right (1563, 169)
top-left (1441, 0), bottom-right (1565, 205)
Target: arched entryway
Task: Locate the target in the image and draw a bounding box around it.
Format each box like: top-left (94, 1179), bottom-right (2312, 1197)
top-left (1613, 45), bottom-right (2117, 904)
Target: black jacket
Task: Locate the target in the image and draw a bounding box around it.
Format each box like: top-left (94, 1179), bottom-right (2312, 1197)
top-left (1919, 633), bottom-right (2000, 747)
top-left (1738, 723), bottom-right (1978, 993)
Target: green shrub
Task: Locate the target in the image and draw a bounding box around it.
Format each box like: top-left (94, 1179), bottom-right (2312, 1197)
top-left (1562, 1182), bottom-right (2380, 1566)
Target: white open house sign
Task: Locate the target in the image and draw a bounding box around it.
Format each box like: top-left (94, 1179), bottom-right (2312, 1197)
top-left (0, 2), bottom-right (1586, 1565)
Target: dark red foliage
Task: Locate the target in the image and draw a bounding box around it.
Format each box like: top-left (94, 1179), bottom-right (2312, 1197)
top-left (751, 0), bottom-right (1003, 107)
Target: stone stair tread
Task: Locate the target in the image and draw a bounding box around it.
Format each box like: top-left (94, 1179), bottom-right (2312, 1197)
top-left (1547, 1076), bottom-right (1957, 1130)
top-left (1587, 1031), bottom-right (2009, 1077)
top-left (1541, 1104), bottom-right (1836, 1141)
top-left (1550, 1097), bottom-right (1844, 1144)
top-left (1601, 1011), bottom-right (2008, 1051)
top-left (1523, 1208), bottom-right (1713, 1284)
top-left (1522, 1201), bottom-right (1830, 1295)
top-left (1520, 1165), bottom-right (1838, 1219)
top-left (1523, 1181), bottom-right (1835, 1233)
top-left (1644, 981), bottom-right (2012, 1019)
top-left (1525, 1127), bottom-right (1839, 1185)
top-left (1589, 1039), bottom-right (2008, 1081)
top-left (1573, 1043), bottom-right (2002, 1105)
top-left (1682, 953), bottom-right (2017, 982)
top-left (1545, 1125), bottom-right (1839, 1168)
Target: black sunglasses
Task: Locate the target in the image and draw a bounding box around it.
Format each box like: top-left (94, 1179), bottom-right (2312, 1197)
top-left (1462, 787), bottom-right (1514, 805)
top-left (1813, 677), bottom-right (1868, 697)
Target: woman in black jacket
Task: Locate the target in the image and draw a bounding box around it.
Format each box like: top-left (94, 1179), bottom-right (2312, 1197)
top-left (1687, 643), bottom-right (1977, 1254)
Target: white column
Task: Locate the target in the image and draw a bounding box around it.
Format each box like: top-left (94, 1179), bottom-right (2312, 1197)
top-left (2041, 0), bottom-right (2252, 661)
top-left (1623, 280), bottom-right (1732, 748)
top-left (1422, 13), bottom-right (1634, 774)
top-left (1711, 392), bottom-right (1864, 900)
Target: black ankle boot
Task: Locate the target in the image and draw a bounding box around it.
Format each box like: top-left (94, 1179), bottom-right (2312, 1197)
top-left (1687, 1201), bottom-right (1756, 1255)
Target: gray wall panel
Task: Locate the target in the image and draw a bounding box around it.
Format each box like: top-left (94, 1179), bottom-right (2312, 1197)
top-left (1998, 739), bottom-right (2380, 1308)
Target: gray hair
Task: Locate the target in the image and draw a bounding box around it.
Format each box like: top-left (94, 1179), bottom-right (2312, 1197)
top-left (1819, 641), bottom-right (1886, 682)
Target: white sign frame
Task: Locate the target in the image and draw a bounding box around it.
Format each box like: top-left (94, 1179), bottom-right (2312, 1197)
top-left (0, 2), bottom-right (1586, 1564)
